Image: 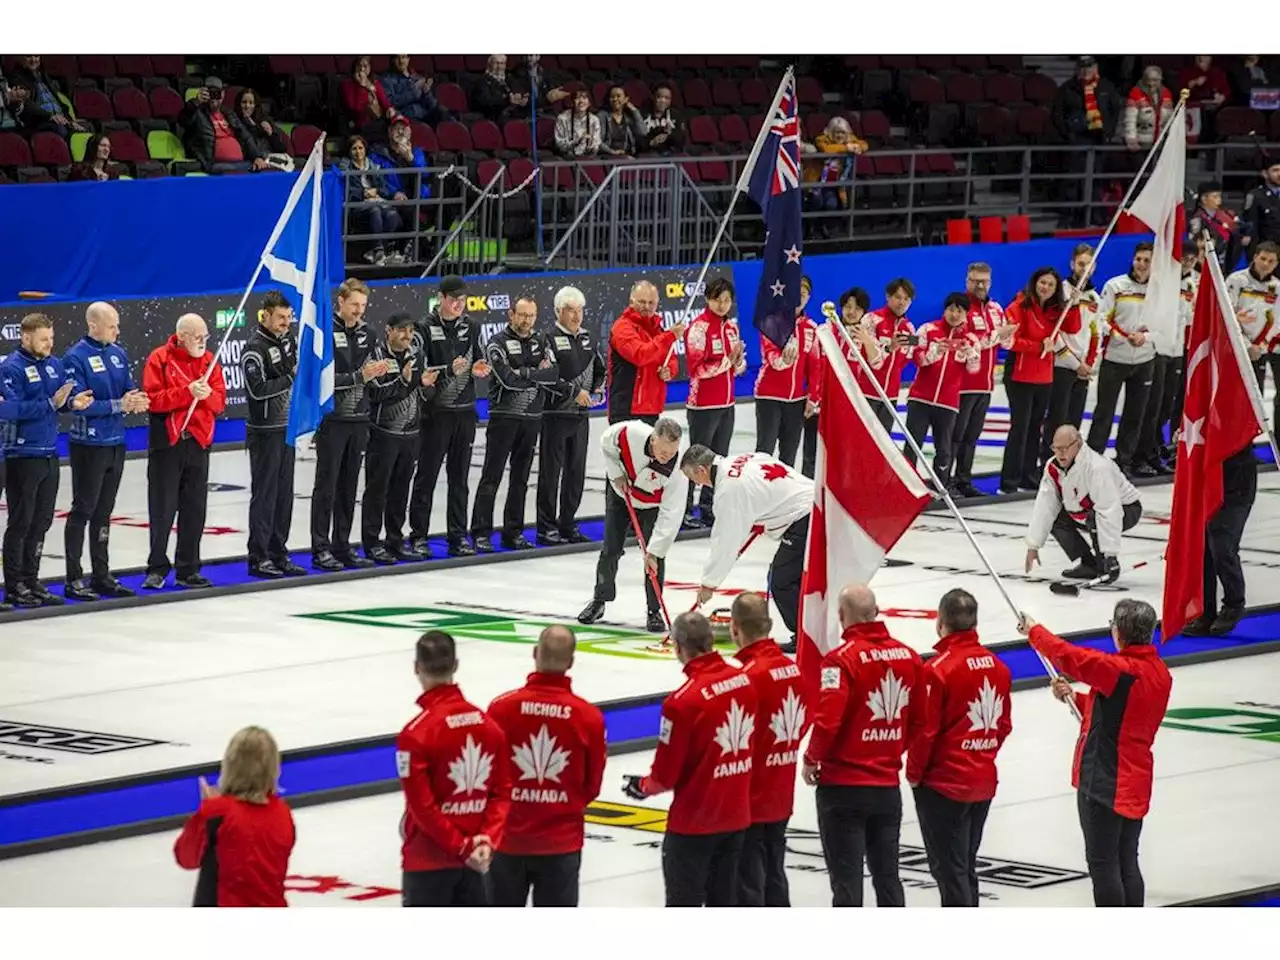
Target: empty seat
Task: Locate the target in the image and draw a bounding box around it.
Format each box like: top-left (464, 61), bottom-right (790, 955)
top-left (435, 82), bottom-right (468, 115)
top-left (74, 89), bottom-right (115, 122)
top-left (0, 132), bottom-right (33, 168)
top-left (476, 158), bottom-right (505, 186)
top-left (112, 86), bottom-right (152, 121)
top-left (436, 121), bottom-right (473, 154)
top-left (78, 55), bottom-right (116, 80)
top-left (290, 124), bottom-right (323, 157)
top-left (32, 132), bottom-right (73, 166)
top-left (1022, 73), bottom-right (1058, 105)
top-left (470, 120), bottom-right (504, 153)
top-left (502, 120), bottom-right (532, 152)
top-left (908, 75), bottom-right (945, 105)
top-left (149, 86), bottom-right (185, 122)
top-left (804, 112), bottom-right (832, 140)
top-left (115, 55), bottom-right (153, 78)
top-left (150, 55), bottom-right (186, 78)
top-left (859, 110), bottom-right (891, 142)
top-left (268, 55), bottom-right (305, 75)
top-left (1015, 105), bottom-right (1052, 141)
top-left (682, 78), bottom-right (712, 111)
top-left (740, 77), bottom-right (771, 108)
top-left (688, 115), bottom-right (720, 148)
top-left (718, 114), bottom-right (750, 147)
top-left (945, 73), bottom-right (984, 104)
top-left (1217, 107), bottom-right (1264, 139)
top-left (985, 73), bottom-right (1024, 104)
top-left (108, 129), bottom-right (149, 164)
top-left (712, 78), bottom-right (740, 109)
top-left (796, 76), bottom-right (825, 107)
top-left (508, 157), bottom-right (536, 187)
top-left (302, 55), bottom-right (336, 75)
top-left (623, 79), bottom-right (650, 109)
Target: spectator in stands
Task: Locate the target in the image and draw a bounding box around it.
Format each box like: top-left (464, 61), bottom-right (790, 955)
top-left (599, 87), bottom-right (645, 158)
top-left (1229, 56), bottom-right (1271, 106)
top-left (68, 134), bottom-right (118, 182)
top-left (228, 89), bottom-right (288, 171)
top-left (339, 135), bottom-right (406, 266)
top-left (381, 55), bottom-right (446, 126)
top-left (373, 119), bottom-right (431, 200)
top-left (179, 77), bottom-right (251, 173)
top-left (1188, 181), bottom-right (1243, 271)
top-left (10, 56), bottom-right (86, 137)
top-left (0, 78), bottom-right (52, 133)
top-left (1178, 56), bottom-right (1230, 114)
top-left (1052, 56), bottom-right (1121, 146)
top-left (340, 56), bottom-right (398, 142)
top-left (472, 54), bottom-right (567, 124)
top-left (803, 117), bottom-right (867, 218)
top-left (1123, 66), bottom-right (1174, 152)
top-left (642, 85), bottom-right (685, 155)
top-left (555, 90), bottom-right (602, 158)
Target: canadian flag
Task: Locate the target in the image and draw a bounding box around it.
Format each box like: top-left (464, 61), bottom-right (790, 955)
top-left (1162, 249), bottom-right (1266, 640)
top-left (796, 325), bottom-right (933, 700)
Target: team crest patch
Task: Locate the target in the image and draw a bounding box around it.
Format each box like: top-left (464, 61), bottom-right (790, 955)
top-left (658, 717), bottom-right (673, 744)
top-left (554, 336), bottom-right (571, 350)
top-left (429, 327), bottom-right (445, 341)
top-left (506, 340), bottom-right (521, 354)
top-left (334, 332), bottom-right (348, 348)
top-left (25, 366), bottom-right (40, 383)
top-left (395, 750), bottom-right (411, 778)
top-left (269, 347), bottom-right (281, 363)
top-left (88, 356), bottom-right (106, 373)
top-left (111, 355), bottom-right (123, 368)
top-left (821, 667), bottom-right (841, 691)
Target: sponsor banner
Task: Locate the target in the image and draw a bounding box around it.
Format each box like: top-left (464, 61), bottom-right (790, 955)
top-left (0, 720), bottom-right (167, 757)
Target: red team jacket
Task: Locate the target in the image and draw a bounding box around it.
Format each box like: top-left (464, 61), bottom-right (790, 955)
top-left (396, 684), bottom-right (512, 871)
top-left (142, 336), bottom-right (227, 449)
top-left (755, 314), bottom-right (819, 402)
top-left (684, 309), bottom-right (742, 409)
top-left (1005, 298), bottom-right (1082, 385)
top-left (907, 319), bottom-right (981, 412)
top-left (737, 638), bottom-right (808, 824)
top-left (607, 307), bottom-right (680, 419)
top-left (905, 630), bottom-right (1013, 803)
top-left (853, 306), bottom-right (915, 402)
top-left (804, 621), bottom-right (926, 787)
top-left (173, 793), bottom-right (295, 907)
top-left (639, 651), bottom-right (758, 835)
top-left (958, 296), bottom-right (1007, 395)
top-left (487, 672), bottom-right (608, 856)
top-left (1028, 625), bottom-right (1172, 820)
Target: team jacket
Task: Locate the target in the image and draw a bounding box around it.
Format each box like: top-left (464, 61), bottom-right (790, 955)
top-left (1098, 273), bottom-right (1155, 365)
top-left (854, 306), bottom-right (914, 401)
top-left (607, 307), bottom-right (679, 421)
top-left (1026, 444), bottom-right (1140, 558)
top-left (0, 348), bottom-right (74, 457)
top-left (700, 452), bottom-right (813, 590)
top-left (241, 325), bottom-right (296, 431)
top-left (1006, 297), bottom-right (1082, 385)
top-left (804, 620), bottom-right (927, 787)
top-left (736, 639), bottom-right (808, 824)
top-left (487, 672), bottom-right (608, 856)
top-left (599, 420), bottom-right (688, 559)
top-left (1180, 271), bottom-right (1199, 351)
top-left (173, 793), bottom-right (295, 907)
top-left (395, 684), bottom-right (511, 872)
top-left (807, 320), bottom-right (884, 406)
top-left (329, 316), bottom-right (375, 422)
top-left (684, 309), bottom-right (745, 409)
top-left (1027, 625), bottom-right (1172, 819)
top-left (905, 630), bottom-right (1013, 803)
top-left (907, 319), bottom-right (981, 411)
top-left (63, 336), bottom-right (135, 445)
top-left (367, 338), bottom-right (437, 437)
top-left (637, 651), bottom-right (758, 835)
top-left (142, 336), bottom-right (227, 450)
top-left (1225, 266), bottom-right (1280, 351)
top-left (958, 296), bottom-right (1009, 394)
top-left (544, 322), bottom-right (606, 418)
top-left (485, 324), bottom-right (561, 419)
top-left (1057, 281), bottom-right (1101, 373)
top-left (755, 314), bottom-right (818, 402)
top-left (419, 311), bottom-right (484, 413)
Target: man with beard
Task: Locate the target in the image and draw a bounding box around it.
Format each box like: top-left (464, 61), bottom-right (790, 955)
top-left (1242, 155), bottom-right (1280, 257)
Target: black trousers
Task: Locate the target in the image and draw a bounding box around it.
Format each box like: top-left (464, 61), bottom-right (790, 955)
top-left (661, 830), bottom-right (745, 906)
top-left (738, 819), bottom-right (789, 907)
top-left (801, 410), bottom-right (818, 478)
top-left (1087, 359), bottom-right (1154, 469)
top-left (913, 785), bottom-right (992, 907)
top-left (65, 443), bottom-right (126, 583)
top-left (770, 516), bottom-right (809, 637)
top-left (1137, 354), bottom-right (1179, 466)
top-left (3, 455), bottom-right (59, 591)
top-left (755, 399), bottom-right (805, 467)
top-left (361, 430), bottom-right (417, 551)
top-left (593, 485), bottom-right (665, 614)
top-left (245, 428), bottom-right (294, 566)
top-left (870, 399), bottom-right (895, 434)
top-left (904, 400), bottom-right (957, 480)
top-left (1204, 447), bottom-right (1258, 612)
top-left (951, 391), bottom-right (991, 484)
top-left (310, 418), bottom-right (368, 558)
top-left (1254, 353), bottom-right (1280, 431)
top-left (1002, 380), bottom-right (1050, 490)
top-left (488, 851), bottom-right (582, 907)
top-left (1040, 367), bottom-right (1090, 467)
top-left (536, 416), bottom-right (589, 537)
top-left (686, 406), bottom-right (734, 512)
top-left (410, 408), bottom-right (477, 545)
top-left (401, 868), bottom-right (487, 907)
top-left (146, 437), bottom-right (210, 578)
top-left (1077, 792), bottom-right (1144, 907)
top-left (472, 416), bottom-right (538, 539)
top-left (815, 784), bottom-right (904, 907)
top-left (1051, 499), bottom-right (1143, 565)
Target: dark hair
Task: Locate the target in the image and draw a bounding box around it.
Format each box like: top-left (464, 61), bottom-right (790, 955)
top-left (938, 588), bottom-right (978, 634)
top-left (415, 630), bottom-right (457, 677)
top-left (671, 611), bottom-right (714, 657)
top-left (1134, 241), bottom-right (1154, 256)
top-left (235, 87), bottom-right (261, 120)
top-left (1111, 599), bottom-right (1157, 646)
top-left (839, 287), bottom-right (870, 313)
top-left (1024, 266), bottom-right (1065, 309)
top-left (943, 292), bottom-right (970, 312)
top-left (350, 56), bottom-right (370, 74)
top-left (1071, 242), bottom-right (1094, 260)
top-left (885, 277), bottom-right (915, 299)
top-left (680, 443), bottom-right (716, 471)
top-left (83, 134), bottom-right (110, 164)
top-left (1255, 241), bottom-right (1280, 258)
top-left (261, 290), bottom-right (291, 314)
top-left (347, 135), bottom-right (369, 157)
top-left (705, 277), bottom-right (735, 301)
top-left (512, 294), bottom-right (538, 312)
top-left (1196, 180), bottom-right (1222, 198)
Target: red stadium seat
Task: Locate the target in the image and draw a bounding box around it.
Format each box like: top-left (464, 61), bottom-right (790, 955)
top-left (1006, 214), bottom-right (1032, 242)
top-left (470, 120), bottom-right (504, 153)
top-left (112, 86), bottom-right (152, 121)
top-left (74, 89), bottom-right (115, 122)
top-left (739, 78), bottom-right (771, 108)
top-left (435, 82), bottom-right (468, 115)
top-left (623, 79), bottom-right (650, 109)
top-left (464, 55), bottom-right (491, 73)
top-left (978, 216), bottom-right (1004, 243)
top-left (268, 55), bottom-right (304, 76)
top-left (718, 114), bottom-right (750, 147)
top-left (149, 86), bottom-right (184, 122)
top-left (711, 79), bottom-right (740, 110)
top-left (1022, 72), bottom-right (1058, 105)
top-left (804, 112), bottom-right (831, 140)
top-left (435, 121), bottom-right (473, 154)
top-left (682, 78), bottom-right (712, 111)
top-left (502, 120), bottom-right (532, 152)
top-left (917, 55), bottom-right (953, 73)
top-left (859, 110), bottom-right (891, 142)
top-left (688, 115), bottom-right (720, 148)
top-left (1015, 105), bottom-right (1051, 141)
top-left (698, 160), bottom-right (730, 183)
top-left (150, 55), bottom-right (186, 79)
top-left (32, 132), bottom-right (72, 167)
top-left (107, 130), bottom-right (149, 163)
top-left (115, 55), bottom-right (153, 79)
top-left (796, 76), bottom-right (825, 107)
top-left (946, 219), bottom-right (973, 244)
top-left (0, 132), bottom-right (33, 168)
top-left (78, 55), bottom-right (116, 80)
top-left (476, 158), bottom-right (505, 186)
top-left (410, 121), bottom-right (439, 154)
top-left (290, 124), bottom-right (322, 157)
top-left (985, 73), bottom-right (1024, 104)
top-left (908, 75), bottom-right (945, 105)
top-left (508, 157), bottom-right (535, 188)
top-left (302, 55), bottom-right (336, 76)
top-left (944, 74), bottom-right (984, 105)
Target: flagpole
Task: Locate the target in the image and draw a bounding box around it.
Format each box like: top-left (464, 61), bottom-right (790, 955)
top-left (824, 313), bottom-right (1081, 720)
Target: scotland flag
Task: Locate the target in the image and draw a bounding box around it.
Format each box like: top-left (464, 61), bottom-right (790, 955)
top-left (745, 69), bottom-right (803, 351)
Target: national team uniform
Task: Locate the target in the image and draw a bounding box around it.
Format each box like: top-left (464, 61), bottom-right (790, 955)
top-left (174, 793), bottom-right (295, 907)
top-left (950, 296), bottom-right (1007, 492)
top-left (855, 306), bottom-right (915, 431)
top-left (1086, 273), bottom-right (1154, 472)
top-left (754, 314), bottom-right (818, 468)
top-left (904, 319), bottom-right (981, 482)
top-left (683, 308), bottom-right (745, 521)
top-left (804, 318), bottom-right (882, 475)
top-left (240, 323), bottom-right (298, 575)
top-left (1225, 266), bottom-right (1280, 431)
top-left (1041, 279), bottom-right (1100, 468)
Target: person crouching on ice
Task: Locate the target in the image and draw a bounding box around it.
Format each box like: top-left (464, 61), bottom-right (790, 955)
top-left (174, 726), bottom-right (296, 906)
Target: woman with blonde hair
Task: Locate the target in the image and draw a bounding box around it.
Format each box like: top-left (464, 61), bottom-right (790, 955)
top-left (174, 726), bottom-right (295, 906)
top-left (803, 116), bottom-right (868, 213)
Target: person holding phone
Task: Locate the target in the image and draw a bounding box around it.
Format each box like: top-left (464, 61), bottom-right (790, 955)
top-left (853, 278), bottom-right (917, 432)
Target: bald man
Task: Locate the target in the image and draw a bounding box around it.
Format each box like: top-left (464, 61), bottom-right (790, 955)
top-left (61, 302), bottom-right (149, 601)
top-left (140, 314), bottom-right (227, 590)
top-left (607, 280), bottom-right (684, 425)
top-left (486, 625), bottom-right (607, 907)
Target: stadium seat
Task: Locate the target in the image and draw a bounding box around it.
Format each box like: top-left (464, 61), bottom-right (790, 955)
top-left (302, 55), bottom-right (336, 76)
top-left (859, 110), bottom-right (891, 143)
top-left (115, 55), bottom-right (153, 79)
top-left (908, 75), bottom-right (945, 105)
top-left (436, 121), bottom-right (474, 156)
top-left (712, 79), bottom-right (740, 110)
top-left (718, 114), bottom-right (750, 148)
top-left (1006, 214), bottom-right (1032, 242)
top-left (623, 80), bottom-right (650, 110)
top-left (0, 132), bottom-right (33, 169)
top-left (978, 216), bottom-right (1004, 243)
top-left (989, 55), bottom-right (1024, 72)
top-left (289, 124), bottom-right (323, 158)
top-left (149, 86), bottom-right (185, 122)
top-left (946, 219), bottom-right (973, 244)
top-left (502, 120), bottom-right (531, 152)
top-left (796, 76), bottom-right (825, 107)
top-left (507, 157), bottom-right (535, 188)
top-left (804, 112), bottom-right (831, 140)
top-left (112, 86), bottom-right (152, 122)
top-left (739, 78), bottom-right (771, 109)
top-left (108, 130), bottom-right (149, 164)
top-left (1022, 73), bottom-right (1058, 105)
top-left (985, 73), bottom-right (1024, 104)
top-left (917, 55), bottom-right (953, 73)
top-left (476, 158), bottom-right (505, 187)
top-left (470, 120), bottom-right (504, 154)
top-left (366, 55), bottom-right (390, 74)
top-left (74, 89), bottom-right (115, 123)
top-left (688, 115), bottom-right (721, 149)
top-left (944, 73), bottom-right (984, 105)
top-left (975, 105), bottom-right (1014, 144)
top-left (698, 160), bottom-right (730, 183)
top-left (747, 114), bottom-right (765, 139)
top-left (411, 121), bottom-right (440, 154)
top-left (78, 55), bottom-right (116, 81)
top-left (1015, 105), bottom-right (1051, 142)
top-left (268, 55), bottom-right (304, 76)
top-left (534, 117), bottom-right (555, 149)
top-left (70, 132), bottom-right (93, 163)
top-left (435, 82), bottom-right (468, 115)
top-left (682, 78), bottom-right (712, 111)
top-left (149, 55), bottom-right (186, 79)
top-left (953, 55), bottom-right (989, 72)
top-left (32, 132), bottom-right (73, 167)
top-left (1217, 107), bottom-right (1263, 139)
top-left (591, 81), bottom-right (612, 109)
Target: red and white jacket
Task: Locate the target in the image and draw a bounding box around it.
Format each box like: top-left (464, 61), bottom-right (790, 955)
top-left (1006, 296), bottom-right (1082, 385)
top-left (906, 319), bottom-right (981, 412)
top-left (854, 306), bottom-right (915, 401)
top-left (958, 296), bottom-right (1009, 395)
top-left (685, 309), bottom-right (745, 409)
top-left (737, 638), bottom-right (809, 824)
top-left (807, 319), bottom-right (887, 406)
top-left (906, 630), bottom-right (1013, 803)
top-left (755, 314), bottom-right (819, 402)
top-left (600, 420), bottom-right (687, 559)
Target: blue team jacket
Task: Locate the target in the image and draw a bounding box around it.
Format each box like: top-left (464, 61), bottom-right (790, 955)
top-left (0, 348), bottom-right (74, 458)
top-left (63, 336), bottom-right (136, 446)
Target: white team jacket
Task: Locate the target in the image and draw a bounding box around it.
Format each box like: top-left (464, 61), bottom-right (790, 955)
top-left (700, 452), bottom-right (814, 589)
top-left (1098, 274), bottom-right (1157, 365)
top-left (1225, 267), bottom-right (1280, 348)
top-left (1058, 281), bottom-right (1100, 372)
top-left (600, 420), bottom-right (687, 559)
top-left (1026, 444), bottom-right (1141, 558)
top-left (1179, 270), bottom-right (1198, 347)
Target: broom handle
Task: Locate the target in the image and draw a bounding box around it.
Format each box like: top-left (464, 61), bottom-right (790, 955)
top-left (619, 483), bottom-right (673, 630)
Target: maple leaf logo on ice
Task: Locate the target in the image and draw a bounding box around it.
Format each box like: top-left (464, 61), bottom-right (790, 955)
top-left (867, 670), bottom-right (910, 723)
top-left (447, 735), bottom-right (493, 795)
top-left (769, 688), bottom-right (806, 745)
top-left (513, 725), bottom-right (571, 784)
top-left (966, 678), bottom-right (1004, 734)
top-left (714, 699), bottom-right (754, 756)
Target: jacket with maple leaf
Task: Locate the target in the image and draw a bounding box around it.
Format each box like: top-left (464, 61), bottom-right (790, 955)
top-left (637, 651), bottom-right (758, 835)
top-left (905, 630), bottom-right (1013, 803)
top-left (804, 621), bottom-right (926, 788)
top-left (737, 638), bottom-right (809, 823)
top-left (395, 684), bottom-right (512, 872)
top-left (486, 672), bottom-right (608, 856)
top-left (684, 308), bottom-right (746, 409)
